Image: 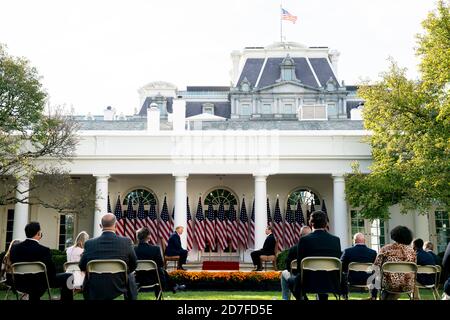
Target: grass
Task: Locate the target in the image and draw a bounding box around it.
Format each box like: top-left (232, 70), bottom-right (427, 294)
top-left (0, 288), bottom-right (442, 300)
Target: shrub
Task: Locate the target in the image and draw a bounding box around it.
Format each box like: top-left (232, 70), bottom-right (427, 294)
top-left (276, 249), bottom-right (289, 270)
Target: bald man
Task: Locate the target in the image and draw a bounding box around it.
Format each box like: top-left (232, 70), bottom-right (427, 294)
top-left (340, 233), bottom-right (377, 299)
top-left (79, 213), bottom-right (138, 300)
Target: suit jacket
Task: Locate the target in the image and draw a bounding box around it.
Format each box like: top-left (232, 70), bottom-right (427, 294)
top-left (9, 239), bottom-right (57, 295)
top-left (443, 242), bottom-right (450, 280)
top-left (285, 244), bottom-right (298, 273)
top-left (416, 248), bottom-right (436, 285)
top-left (134, 242), bottom-right (165, 287)
top-left (294, 230), bottom-right (342, 295)
top-left (261, 233), bottom-right (276, 255)
top-left (340, 244), bottom-right (377, 285)
top-left (79, 232), bottom-right (137, 300)
top-left (165, 233), bottom-right (185, 256)
top-left (426, 251), bottom-right (441, 266)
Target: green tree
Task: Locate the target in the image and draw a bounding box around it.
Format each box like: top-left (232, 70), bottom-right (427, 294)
top-left (345, 1), bottom-right (450, 220)
top-left (0, 44), bottom-right (95, 213)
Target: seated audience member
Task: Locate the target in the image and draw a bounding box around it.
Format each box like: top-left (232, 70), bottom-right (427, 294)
top-left (341, 233), bottom-right (377, 300)
top-left (293, 211), bottom-right (342, 300)
top-left (413, 238), bottom-right (436, 286)
top-left (165, 226), bottom-right (188, 270)
top-left (66, 231), bottom-right (89, 289)
top-left (134, 227), bottom-right (184, 298)
top-left (374, 226), bottom-right (416, 300)
top-left (423, 241), bottom-right (441, 266)
top-left (79, 213), bottom-right (138, 300)
top-left (9, 222), bottom-right (73, 301)
top-left (250, 226), bottom-right (276, 271)
top-left (281, 226), bottom-right (311, 300)
top-left (442, 242), bottom-right (450, 300)
top-left (0, 240), bottom-right (21, 288)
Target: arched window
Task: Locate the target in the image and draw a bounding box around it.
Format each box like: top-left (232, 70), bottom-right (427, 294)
top-left (204, 188), bottom-right (238, 206)
top-left (287, 188), bottom-right (321, 206)
top-left (123, 188), bottom-right (157, 206)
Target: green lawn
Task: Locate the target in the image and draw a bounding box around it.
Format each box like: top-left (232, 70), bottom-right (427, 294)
top-left (0, 289), bottom-right (442, 300)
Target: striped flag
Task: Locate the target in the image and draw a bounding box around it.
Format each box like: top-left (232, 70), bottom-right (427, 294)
top-left (273, 198), bottom-right (284, 251)
top-left (159, 196), bottom-right (172, 246)
top-left (237, 198), bottom-right (248, 250)
top-left (114, 195), bottom-right (125, 236)
top-left (136, 199), bottom-right (147, 231)
top-left (284, 202), bottom-right (295, 248)
top-left (186, 197), bottom-right (193, 251)
top-left (281, 8), bottom-right (297, 24)
top-left (307, 202), bottom-right (315, 227)
top-left (205, 201), bottom-right (216, 250)
top-left (170, 206), bottom-right (175, 231)
top-left (294, 200), bottom-right (305, 242)
top-left (125, 199), bottom-right (136, 241)
top-left (227, 203), bottom-right (238, 251)
top-left (194, 197), bottom-right (206, 251)
top-left (107, 195), bottom-right (112, 213)
top-left (321, 199), bottom-right (330, 230)
top-left (266, 198), bottom-right (272, 227)
top-left (216, 201), bottom-right (228, 251)
top-left (250, 199), bottom-right (255, 247)
top-left (147, 202), bottom-right (158, 245)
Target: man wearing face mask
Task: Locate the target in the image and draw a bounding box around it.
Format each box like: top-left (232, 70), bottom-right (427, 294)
top-left (9, 221), bottom-right (73, 300)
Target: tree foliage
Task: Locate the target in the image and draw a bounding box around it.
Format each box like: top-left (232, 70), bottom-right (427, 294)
top-left (346, 1), bottom-right (450, 219)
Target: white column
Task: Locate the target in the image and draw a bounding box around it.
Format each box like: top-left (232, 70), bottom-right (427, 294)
top-left (414, 212), bottom-right (429, 240)
top-left (254, 174), bottom-right (268, 249)
top-left (13, 177), bottom-right (30, 240)
top-left (93, 175), bottom-right (110, 237)
top-left (174, 174), bottom-right (188, 248)
top-left (332, 174), bottom-right (349, 249)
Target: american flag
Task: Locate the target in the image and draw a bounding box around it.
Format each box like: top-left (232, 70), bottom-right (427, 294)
top-left (227, 203), bottom-right (238, 251)
top-left (284, 202), bottom-right (295, 248)
top-left (294, 200), bottom-right (305, 242)
top-left (159, 196), bottom-right (171, 246)
top-left (186, 197), bottom-right (193, 251)
top-left (170, 206), bottom-right (175, 231)
top-left (194, 197), bottom-right (206, 251)
top-left (147, 202), bottom-right (158, 245)
top-left (216, 201), bottom-right (228, 251)
top-left (125, 199), bottom-right (136, 241)
top-left (238, 198), bottom-right (248, 250)
top-left (321, 199), bottom-right (330, 230)
top-left (107, 195), bottom-right (112, 213)
top-left (136, 199), bottom-right (147, 231)
top-left (273, 198), bottom-right (284, 251)
top-left (205, 201), bottom-right (216, 250)
top-left (114, 195), bottom-right (125, 236)
top-left (281, 8), bottom-right (297, 24)
top-left (249, 199), bottom-right (255, 247)
top-left (266, 198), bottom-right (272, 227)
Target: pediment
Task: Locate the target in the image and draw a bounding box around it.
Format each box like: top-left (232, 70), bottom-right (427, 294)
top-left (257, 81), bottom-right (321, 94)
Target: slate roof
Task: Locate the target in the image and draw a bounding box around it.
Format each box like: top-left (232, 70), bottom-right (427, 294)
top-left (186, 86), bottom-right (230, 92)
top-left (308, 58), bottom-right (338, 87)
top-left (237, 58), bottom-right (265, 88)
top-left (138, 97), bottom-right (173, 116)
top-left (185, 101), bottom-right (231, 119)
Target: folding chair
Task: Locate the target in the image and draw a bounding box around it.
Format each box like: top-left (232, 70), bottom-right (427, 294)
top-left (300, 257), bottom-right (342, 300)
top-left (64, 261), bottom-right (83, 295)
top-left (135, 260), bottom-right (164, 300)
top-left (161, 241), bottom-right (179, 271)
top-left (347, 262), bottom-right (375, 298)
top-left (435, 265), bottom-right (442, 287)
top-left (11, 261), bottom-right (52, 300)
top-left (86, 259), bottom-right (128, 299)
top-left (380, 262), bottom-right (417, 300)
top-left (289, 259), bottom-right (298, 300)
top-left (1, 277), bottom-right (12, 300)
top-left (260, 241), bottom-right (278, 271)
top-left (416, 265), bottom-right (439, 300)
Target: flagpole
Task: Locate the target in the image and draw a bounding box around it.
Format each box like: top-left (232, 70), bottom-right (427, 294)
top-left (280, 1), bottom-right (283, 43)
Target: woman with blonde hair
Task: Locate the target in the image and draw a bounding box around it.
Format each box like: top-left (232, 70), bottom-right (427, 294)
top-left (66, 231), bottom-right (89, 288)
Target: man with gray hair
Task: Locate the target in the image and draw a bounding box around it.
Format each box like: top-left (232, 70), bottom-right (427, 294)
top-left (340, 232), bottom-right (377, 299)
top-left (79, 213), bottom-right (138, 300)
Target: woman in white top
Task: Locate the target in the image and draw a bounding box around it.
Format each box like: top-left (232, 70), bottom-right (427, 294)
top-left (66, 231), bottom-right (89, 289)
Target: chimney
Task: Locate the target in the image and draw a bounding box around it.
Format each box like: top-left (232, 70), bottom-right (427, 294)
top-left (103, 106), bottom-right (115, 121)
top-left (329, 50), bottom-right (340, 78)
top-left (172, 99), bottom-right (186, 132)
top-left (230, 50), bottom-right (242, 86)
top-left (147, 103), bottom-right (160, 132)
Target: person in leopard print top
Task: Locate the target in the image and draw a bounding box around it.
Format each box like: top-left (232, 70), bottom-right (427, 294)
top-left (374, 226), bottom-right (416, 300)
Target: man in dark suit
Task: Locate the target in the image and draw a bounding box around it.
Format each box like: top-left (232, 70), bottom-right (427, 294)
top-left (340, 233), bottom-right (377, 299)
top-left (443, 241), bottom-right (450, 299)
top-left (79, 213), bottom-right (138, 300)
top-left (165, 226), bottom-right (189, 270)
top-left (251, 226), bottom-right (276, 271)
top-left (424, 241), bottom-right (441, 266)
top-left (135, 227), bottom-right (184, 298)
top-left (413, 238), bottom-right (436, 286)
top-left (9, 222), bottom-right (73, 301)
top-left (293, 211), bottom-right (342, 300)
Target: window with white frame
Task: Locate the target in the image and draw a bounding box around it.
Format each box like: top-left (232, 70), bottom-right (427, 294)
top-left (434, 210), bottom-right (449, 254)
top-left (300, 105), bottom-right (327, 120)
top-left (58, 213), bottom-right (75, 251)
top-left (240, 104), bottom-right (251, 116)
top-left (327, 103), bottom-right (337, 117)
top-left (282, 103), bottom-right (295, 114)
top-left (350, 209), bottom-right (386, 252)
top-left (261, 103), bottom-right (272, 114)
top-left (202, 103), bottom-right (214, 115)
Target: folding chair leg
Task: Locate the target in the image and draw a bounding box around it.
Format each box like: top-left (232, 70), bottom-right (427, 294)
top-left (4, 288), bottom-right (10, 300)
top-left (433, 288), bottom-right (439, 300)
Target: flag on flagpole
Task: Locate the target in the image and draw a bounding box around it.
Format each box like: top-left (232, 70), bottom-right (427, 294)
top-left (238, 198), bottom-right (249, 250)
top-left (281, 8), bottom-right (297, 24)
top-left (216, 201), bottom-right (228, 251)
top-left (273, 198), bottom-right (284, 251)
top-left (107, 195), bottom-right (112, 213)
top-left (205, 201), bottom-right (216, 250)
top-left (267, 198), bottom-right (272, 227)
top-left (147, 202), bottom-right (158, 245)
top-left (114, 195), bottom-right (125, 236)
top-left (294, 200), bottom-right (305, 241)
top-left (136, 199), bottom-right (147, 232)
top-left (250, 199), bottom-right (255, 248)
top-left (125, 199), bottom-right (136, 241)
top-left (186, 197), bottom-right (193, 251)
top-left (159, 196), bottom-right (172, 246)
top-left (170, 206), bottom-right (175, 231)
top-left (284, 202), bottom-right (295, 248)
top-left (194, 197), bottom-right (206, 251)
top-left (228, 202), bottom-right (238, 251)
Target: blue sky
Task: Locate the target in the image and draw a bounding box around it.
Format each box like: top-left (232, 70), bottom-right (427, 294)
top-left (0, 0), bottom-right (436, 114)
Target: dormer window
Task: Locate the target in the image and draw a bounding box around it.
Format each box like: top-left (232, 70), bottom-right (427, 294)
top-left (202, 103), bottom-right (215, 115)
top-left (279, 54), bottom-right (297, 82)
